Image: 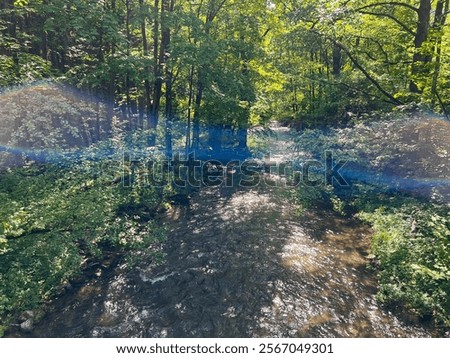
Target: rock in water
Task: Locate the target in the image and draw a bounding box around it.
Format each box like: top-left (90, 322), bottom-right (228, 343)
top-left (20, 319), bottom-right (34, 333)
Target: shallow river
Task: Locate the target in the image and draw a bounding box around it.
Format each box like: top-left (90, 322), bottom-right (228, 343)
top-left (13, 126), bottom-right (434, 338)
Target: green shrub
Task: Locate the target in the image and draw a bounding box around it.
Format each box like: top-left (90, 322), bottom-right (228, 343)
top-left (359, 205), bottom-right (450, 327)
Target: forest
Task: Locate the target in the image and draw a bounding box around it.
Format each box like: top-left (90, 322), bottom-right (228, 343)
top-left (0, 0), bottom-right (449, 337)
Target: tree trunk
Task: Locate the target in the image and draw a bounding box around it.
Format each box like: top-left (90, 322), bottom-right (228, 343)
top-left (332, 43), bottom-right (342, 76)
top-left (410, 0), bottom-right (432, 93)
top-left (165, 71), bottom-right (173, 157)
top-left (139, 0), bottom-right (152, 130)
top-left (149, 0), bottom-right (171, 146)
top-left (191, 0), bottom-right (227, 152)
top-left (125, 0), bottom-right (132, 127)
top-left (186, 65), bottom-right (194, 154)
top-left (149, 0), bottom-right (161, 145)
top-left (191, 76), bottom-right (203, 151)
top-left (431, 0), bottom-right (449, 110)
top-left (41, 0), bottom-right (49, 60)
top-left (164, 0), bottom-right (175, 157)
top-left (237, 33), bottom-right (250, 150)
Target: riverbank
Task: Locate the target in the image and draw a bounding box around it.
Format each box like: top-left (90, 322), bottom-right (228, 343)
top-left (293, 112), bottom-right (450, 330)
top-left (0, 152), bottom-right (169, 337)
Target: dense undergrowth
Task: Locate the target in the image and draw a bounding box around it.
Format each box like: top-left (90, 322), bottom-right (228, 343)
top-left (0, 141), bottom-right (172, 336)
top-left (293, 111), bottom-right (450, 329)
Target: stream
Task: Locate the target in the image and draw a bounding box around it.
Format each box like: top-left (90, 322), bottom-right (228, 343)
top-left (12, 125), bottom-right (434, 338)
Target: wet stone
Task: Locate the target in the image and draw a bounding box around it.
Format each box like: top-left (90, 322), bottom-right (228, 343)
top-left (20, 319), bottom-right (34, 333)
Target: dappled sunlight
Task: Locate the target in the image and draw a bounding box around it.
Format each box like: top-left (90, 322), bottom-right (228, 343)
top-left (16, 125), bottom-right (435, 338)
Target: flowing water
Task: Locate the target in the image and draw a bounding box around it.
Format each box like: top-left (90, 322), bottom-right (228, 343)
top-left (11, 125), bottom-right (434, 338)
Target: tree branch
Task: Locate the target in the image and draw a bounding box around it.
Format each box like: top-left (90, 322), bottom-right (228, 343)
top-left (208, 0), bottom-right (227, 23)
top-left (296, 74), bottom-right (396, 105)
top-left (359, 10), bottom-right (416, 36)
top-left (353, 34), bottom-right (391, 62)
top-left (336, 81), bottom-right (396, 105)
top-left (313, 31), bottom-right (403, 105)
top-left (434, 89), bottom-right (450, 120)
top-left (262, 27), bottom-right (271, 38)
top-left (354, 2), bottom-right (418, 13)
top-left (339, 43), bottom-right (402, 104)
